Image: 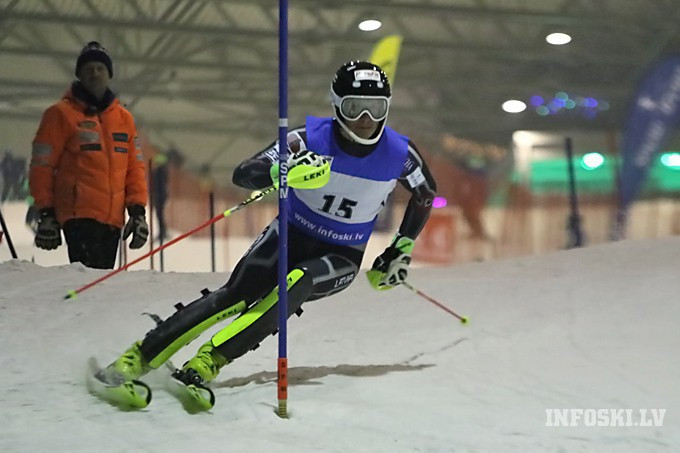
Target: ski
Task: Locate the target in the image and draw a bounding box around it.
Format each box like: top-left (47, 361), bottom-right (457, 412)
top-left (86, 357), bottom-right (152, 410)
top-left (163, 361), bottom-right (216, 413)
top-left (87, 357), bottom-right (214, 412)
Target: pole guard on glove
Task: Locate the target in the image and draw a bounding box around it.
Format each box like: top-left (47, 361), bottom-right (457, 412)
top-left (366, 234), bottom-right (415, 291)
top-left (270, 150), bottom-right (331, 190)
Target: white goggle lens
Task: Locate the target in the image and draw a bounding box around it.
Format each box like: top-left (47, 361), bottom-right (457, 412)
top-left (340, 97), bottom-right (388, 121)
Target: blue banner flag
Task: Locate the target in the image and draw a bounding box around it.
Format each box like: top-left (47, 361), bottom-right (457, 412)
top-left (614, 55), bottom-right (680, 238)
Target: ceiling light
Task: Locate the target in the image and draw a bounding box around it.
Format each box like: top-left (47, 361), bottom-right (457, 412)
top-left (546, 32), bottom-right (572, 45)
top-left (358, 20), bottom-right (382, 31)
top-left (502, 100), bottom-right (527, 113)
top-left (530, 95), bottom-right (544, 106)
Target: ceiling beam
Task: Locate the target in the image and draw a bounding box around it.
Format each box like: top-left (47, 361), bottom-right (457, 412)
top-left (3, 9), bottom-right (653, 54)
top-left (208, 0), bottom-right (661, 28)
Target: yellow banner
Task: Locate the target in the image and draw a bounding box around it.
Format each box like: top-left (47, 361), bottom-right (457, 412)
top-left (368, 35), bottom-right (403, 86)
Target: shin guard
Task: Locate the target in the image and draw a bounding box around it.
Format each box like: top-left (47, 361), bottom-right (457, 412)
top-left (138, 287), bottom-right (247, 369)
top-left (212, 268), bottom-right (312, 361)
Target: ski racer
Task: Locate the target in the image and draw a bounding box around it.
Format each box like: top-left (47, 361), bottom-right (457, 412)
top-left (96, 60), bottom-right (437, 407)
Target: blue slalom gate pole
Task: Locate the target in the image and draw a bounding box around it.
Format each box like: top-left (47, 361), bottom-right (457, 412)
top-left (276, 0), bottom-right (289, 418)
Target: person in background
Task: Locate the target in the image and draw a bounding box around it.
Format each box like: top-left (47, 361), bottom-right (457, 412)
top-left (23, 177), bottom-right (40, 233)
top-left (1, 150), bottom-right (20, 202)
top-left (29, 41), bottom-right (148, 269)
top-left (95, 61), bottom-right (437, 410)
top-left (150, 147), bottom-right (184, 241)
top-left (151, 151), bottom-right (169, 242)
top-left (13, 156), bottom-right (28, 200)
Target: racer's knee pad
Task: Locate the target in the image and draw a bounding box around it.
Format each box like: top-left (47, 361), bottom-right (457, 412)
top-left (297, 254), bottom-right (358, 301)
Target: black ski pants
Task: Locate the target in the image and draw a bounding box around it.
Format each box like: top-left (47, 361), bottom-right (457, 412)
top-left (139, 219), bottom-right (365, 366)
top-left (62, 218), bottom-right (121, 269)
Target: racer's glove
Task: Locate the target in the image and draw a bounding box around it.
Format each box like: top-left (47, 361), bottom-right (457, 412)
top-left (122, 204), bottom-right (149, 249)
top-left (366, 234), bottom-right (415, 291)
top-left (270, 149), bottom-right (330, 189)
top-left (34, 208), bottom-right (62, 250)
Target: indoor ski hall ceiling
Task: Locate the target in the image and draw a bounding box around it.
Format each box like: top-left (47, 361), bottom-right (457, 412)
top-left (2, 0), bottom-right (680, 176)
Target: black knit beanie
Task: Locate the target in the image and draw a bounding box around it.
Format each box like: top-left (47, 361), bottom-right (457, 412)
top-left (75, 41), bottom-right (113, 78)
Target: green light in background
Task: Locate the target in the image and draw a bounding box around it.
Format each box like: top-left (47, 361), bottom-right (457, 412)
top-left (536, 105), bottom-right (550, 116)
top-left (660, 152), bottom-right (680, 169)
top-left (581, 152), bottom-right (605, 170)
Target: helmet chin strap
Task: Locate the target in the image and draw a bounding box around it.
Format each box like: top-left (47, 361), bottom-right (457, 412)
top-left (335, 114), bottom-right (387, 146)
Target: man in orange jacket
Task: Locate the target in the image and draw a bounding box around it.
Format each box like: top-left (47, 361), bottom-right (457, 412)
top-left (29, 41), bottom-right (149, 269)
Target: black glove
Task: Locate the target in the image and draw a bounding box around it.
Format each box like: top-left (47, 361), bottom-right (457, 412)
top-left (34, 208), bottom-right (62, 250)
top-left (366, 234), bottom-right (415, 290)
top-left (122, 205), bottom-right (149, 249)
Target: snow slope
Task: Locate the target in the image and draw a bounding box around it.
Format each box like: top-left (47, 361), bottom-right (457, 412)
top-left (1, 237), bottom-right (679, 452)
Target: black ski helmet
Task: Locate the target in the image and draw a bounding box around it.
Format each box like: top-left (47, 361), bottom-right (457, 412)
top-left (330, 60), bottom-right (392, 145)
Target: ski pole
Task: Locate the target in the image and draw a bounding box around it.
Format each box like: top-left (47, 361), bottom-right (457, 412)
top-left (63, 159), bottom-right (332, 300)
top-left (0, 205), bottom-right (18, 259)
top-left (64, 159), bottom-right (331, 299)
top-left (402, 281), bottom-right (468, 324)
top-left (64, 184), bottom-right (278, 299)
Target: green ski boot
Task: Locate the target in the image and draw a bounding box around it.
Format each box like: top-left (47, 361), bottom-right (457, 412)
top-left (181, 341), bottom-right (228, 384)
top-left (114, 341), bottom-right (150, 381)
top-left (168, 342), bottom-right (228, 412)
top-left (90, 342), bottom-right (152, 409)
top-left (96, 341), bottom-right (149, 385)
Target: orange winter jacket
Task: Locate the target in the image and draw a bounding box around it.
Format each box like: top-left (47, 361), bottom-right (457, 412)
top-left (30, 87), bottom-right (147, 229)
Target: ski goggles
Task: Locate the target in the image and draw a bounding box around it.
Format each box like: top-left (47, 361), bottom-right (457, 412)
top-left (336, 96), bottom-right (390, 121)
